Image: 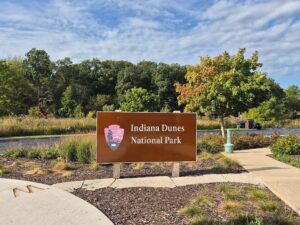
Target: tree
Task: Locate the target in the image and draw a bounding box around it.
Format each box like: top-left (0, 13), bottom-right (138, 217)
top-left (23, 48), bottom-right (54, 115)
top-left (0, 59), bottom-right (33, 116)
top-left (120, 87), bottom-right (159, 112)
top-left (59, 85), bottom-right (78, 117)
top-left (284, 85), bottom-right (300, 119)
top-left (243, 97), bottom-right (285, 125)
top-left (176, 49), bottom-right (278, 137)
top-left (115, 61), bottom-right (156, 103)
top-left (153, 63), bottom-right (186, 111)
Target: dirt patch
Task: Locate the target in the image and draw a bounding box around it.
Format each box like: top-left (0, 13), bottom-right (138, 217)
top-left (0, 155), bottom-right (245, 185)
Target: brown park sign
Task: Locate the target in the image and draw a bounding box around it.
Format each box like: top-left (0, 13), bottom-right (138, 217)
top-left (96, 112), bottom-right (196, 163)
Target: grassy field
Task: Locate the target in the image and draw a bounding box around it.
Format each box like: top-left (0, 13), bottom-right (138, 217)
top-left (0, 117), bottom-right (96, 137)
top-left (0, 116), bottom-right (299, 137)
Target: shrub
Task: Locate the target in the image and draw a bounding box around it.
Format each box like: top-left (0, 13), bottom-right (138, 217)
top-left (0, 163), bottom-right (9, 174)
top-left (3, 148), bottom-right (28, 158)
top-left (102, 104), bottom-right (115, 111)
top-left (28, 149), bottom-right (42, 159)
top-left (77, 142), bottom-right (92, 163)
top-left (28, 106), bottom-right (40, 117)
top-left (42, 147), bottom-right (59, 160)
top-left (2, 149), bottom-right (16, 157)
top-left (197, 141), bottom-right (221, 154)
top-left (271, 134), bottom-right (300, 156)
top-left (60, 141), bottom-right (78, 161)
top-left (86, 111), bottom-right (95, 118)
top-left (52, 159), bottom-right (72, 171)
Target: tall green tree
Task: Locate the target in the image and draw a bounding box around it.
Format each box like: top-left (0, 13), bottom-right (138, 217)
top-left (53, 57), bottom-right (79, 114)
top-left (153, 63), bottom-right (186, 111)
top-left (23, 48), bottom-right (54, 115)
top-left (115, 61), bottom-right (156, 103)
top-left (243, 97), bottom-right (285, 125)
top-left (284, 85), bottom-right (300, 119)
top-left (0, 59), bottom-right (33, 116)
top-left (120, 87), bottom-right (159, 112)
top-left (59, 85), bottom-right (78, 117)
top-left (176, 49), bottom-right (279, 137)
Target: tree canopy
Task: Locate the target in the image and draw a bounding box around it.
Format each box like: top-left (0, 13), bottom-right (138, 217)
top-left (176, 49), bottom-right (283, 136)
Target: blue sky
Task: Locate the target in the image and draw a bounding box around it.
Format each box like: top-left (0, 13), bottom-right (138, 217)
top-left (0, 0), bottom-right (299, 88)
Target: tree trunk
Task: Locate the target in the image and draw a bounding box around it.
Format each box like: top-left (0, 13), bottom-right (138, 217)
top-left (219, 116), bottom-right (226, 138)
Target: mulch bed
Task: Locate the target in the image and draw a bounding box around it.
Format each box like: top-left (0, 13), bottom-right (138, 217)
top-left (72, 183), bottom-right (300, 225)
top-left (0, 157), bottom-right (245, 185)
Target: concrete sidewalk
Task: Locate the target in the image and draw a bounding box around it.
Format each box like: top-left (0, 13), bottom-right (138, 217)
top-left (0, 178), bottom-right (113, 225)
top-left (52, 172), bottom-right (263, 192)
top-left (225, 148), bottom-right (300, 216)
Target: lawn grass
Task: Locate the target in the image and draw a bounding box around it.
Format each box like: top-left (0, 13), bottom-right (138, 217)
top-left (274, 154), bottom-right (300, 169)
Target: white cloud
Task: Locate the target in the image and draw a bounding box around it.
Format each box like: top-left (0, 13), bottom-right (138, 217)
top-left (0, 0), bottom-right (299, 86)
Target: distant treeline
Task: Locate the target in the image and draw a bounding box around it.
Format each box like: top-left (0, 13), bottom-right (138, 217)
top-left (0, 48), bottom-right (186, 117)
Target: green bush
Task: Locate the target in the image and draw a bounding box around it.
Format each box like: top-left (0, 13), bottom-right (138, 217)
top-left (42, 147), bottom-right (59, 160)
top-left (2, 149), bottom-right (16, 157)
top-left (28, 149), bottom-right (42, 159)
top-left (60, 141), bottom-right (78, 161)
top-left (271, 134), bottom-right (300, 156)
top-left (197, 134), bottom-right (278, 153)
top-left (77, 142), bottom-right (92, 163)
top-left (197, 141), bottom-right (221, 154)
top-left (233, 134), bottom-right (278, 150)
top-left (3, 148), bottom-right (28, 158)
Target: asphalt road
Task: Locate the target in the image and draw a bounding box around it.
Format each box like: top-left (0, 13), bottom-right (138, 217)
top-left (0, 128), bottom-right (300, 154)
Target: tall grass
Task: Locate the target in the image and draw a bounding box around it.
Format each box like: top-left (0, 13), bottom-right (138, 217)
top-left (2, 134), bottom-right (96, 163)
top-left (0, 116), bottom-right (96, 137)
top-left (197, 117), bottom-right (236, 130)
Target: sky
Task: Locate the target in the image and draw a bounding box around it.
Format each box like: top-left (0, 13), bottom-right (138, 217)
top-left (0, 0), bottom-right (299, 88)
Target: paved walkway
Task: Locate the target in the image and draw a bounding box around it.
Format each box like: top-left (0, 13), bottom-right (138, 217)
top-left (0, 178), bottom-right (113, 225)
top-left (52, 172), bottom-right (263, 192)
top-left (225, 148), bottom-right (300, 216)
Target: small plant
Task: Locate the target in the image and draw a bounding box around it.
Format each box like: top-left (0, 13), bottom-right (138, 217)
top-left (2, 149), bottom-right (15, 157)
top-left (3, 148), bottom-right (28, 158)
top-left (90, 161), bottom-right (101, 171)
top-left (77, 142), bottom-right (92, 163)
top-left (189, 216), bottom-right (216, 225)
top-left (42, 147), bottom-right (59, 160)
top-left (25, 167), bottom-right (51, 175)
top-left (52, 159), bottom-right (72, 171)
top-left (178, 206), bottom-right (202, 217)
top-left (217, 157), bottom-right (240, 169)
top-left (60, 141), bottom-right (78, 162)
top-left (151, 162), bottom-right (164, 169)
top-left (249, 189), bottom-right (270, 201)
top-left (259, 200), bottom-right (279, 212)
top-left (191, 195), bottom-right (213, 206)
top-left (225, 216), bottom-right (264, 225)
top-left (14, 149), bottom-right (28, 157)
top-left (28, 149), bottom-right (42, 159)
top-left (0, 163), bottom-right (9, 174)
top-left (219, 200), bottom-right (243, 215)
top-left (133, 163), bottom-right (144, 170)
